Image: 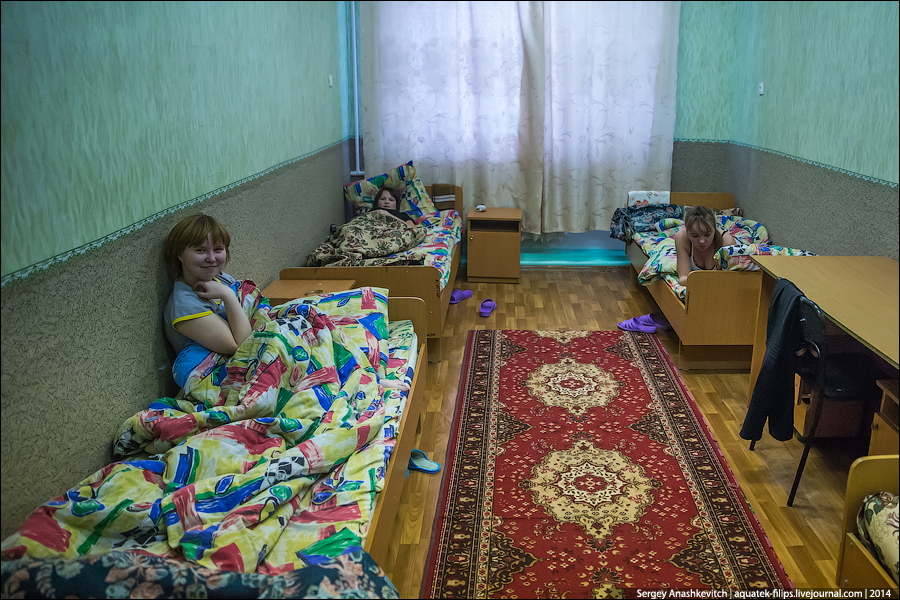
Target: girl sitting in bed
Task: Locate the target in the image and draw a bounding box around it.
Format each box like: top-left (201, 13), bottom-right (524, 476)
top-left (162, 213), bottom-right (408, 391)
top-left (674, 205), bottom-right (736, 286)
top-left (162, 213), bottom-right (252, 387)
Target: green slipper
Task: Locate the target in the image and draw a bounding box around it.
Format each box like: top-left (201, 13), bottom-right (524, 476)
top-left (407, 449), bottom-right (441, 476)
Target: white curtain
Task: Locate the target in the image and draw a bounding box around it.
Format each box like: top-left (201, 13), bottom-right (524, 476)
top-left (359, 1), bottom-right (680, 234)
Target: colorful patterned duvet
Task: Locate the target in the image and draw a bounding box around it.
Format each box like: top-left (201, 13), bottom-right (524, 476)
top-left (1, 283), bottom-right (418, 576)
top-left (308, 209), bottom-right (462, 291)
top-left (407, 210), bottom-right (462, 291)
top-left (305, 211), bottom-right (427, 269)
top-left (631, 213), bottom-right (814, 299)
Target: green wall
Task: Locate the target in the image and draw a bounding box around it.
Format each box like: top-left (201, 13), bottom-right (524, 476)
top-left (676, 1), bottom-right (899, 185)
top-left (674, 1), bottom-right (736, 141)
top-left (5, 1), bottom-right (896, 281)
top-left (1, 1), bottom-right (346, 279)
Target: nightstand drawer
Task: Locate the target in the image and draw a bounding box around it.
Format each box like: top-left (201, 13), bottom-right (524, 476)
top-left (869, 412), bottom-right (899, 455)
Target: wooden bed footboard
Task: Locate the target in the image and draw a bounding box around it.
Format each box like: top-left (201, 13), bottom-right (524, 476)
top-left (836, 454), bottom-right (899, 591)
top-left (626, 240), bottom-right (762, 370)
top-left (280, 263), bottom-right (444, 337)
top-left (279, 242), bottom-right (459, 360)
top-left (363, 297), bottom-right (429, 569)
top-left (280, 184), bottom-right (464, 362)
top-left (623, 191), bottom-right (764, 370)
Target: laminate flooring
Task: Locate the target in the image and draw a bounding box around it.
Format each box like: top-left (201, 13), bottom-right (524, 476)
top-left (382, 266), bottom-right (857, 596)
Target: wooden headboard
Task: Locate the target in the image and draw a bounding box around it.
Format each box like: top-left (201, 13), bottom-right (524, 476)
top-left (670, 192), bottom-right (735, 210)
top-left (427, 183), bottom-right (464, 214)
top-left (836, 454), bottom-right (899, 590)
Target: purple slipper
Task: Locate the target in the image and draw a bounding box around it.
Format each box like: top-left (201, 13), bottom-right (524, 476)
top-left (637, 313), bottom-right (671, 330)
top-left (450, 289), bottom-right (473, 304)
top-left (617, 317), bottom-right (656, 333)
top-left (479, 299), bottom-right (496, 317)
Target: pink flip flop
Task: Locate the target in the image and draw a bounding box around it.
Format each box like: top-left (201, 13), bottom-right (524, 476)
top-left (479, 299), bottom-right (496, 317)
top-left (637, 313), bottom-right (671, 330)
top-left (617, 317), bottom-right (656, 333)
top-left (450, 289), bottom-right (473, 304)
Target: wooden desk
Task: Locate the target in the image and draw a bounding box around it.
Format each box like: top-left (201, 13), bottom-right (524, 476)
top-left (749, 256), bottom-right (899, 399)
top-left (262, 279), bottom-right (356, 306)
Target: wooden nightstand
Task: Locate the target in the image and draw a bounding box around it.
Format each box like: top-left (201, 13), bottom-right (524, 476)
top-left (466, 207), bottom-right (522, 283)
top-left (262, 279), bottom-right (356, 306)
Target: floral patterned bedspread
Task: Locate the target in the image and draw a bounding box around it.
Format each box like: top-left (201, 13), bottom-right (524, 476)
top-left (306, 211), bottom-right (426, 268)
top-left (630, 213), bottom-right (814, 299)
top-left (0, 549), bottom-right (399, 599)
top-left (1, 283), bottom-right (418, 579)
top-left (307, 210), bottom-right (462, 291)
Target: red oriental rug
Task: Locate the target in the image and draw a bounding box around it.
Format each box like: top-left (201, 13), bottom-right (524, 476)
top-left (422, 330), bottom-right (792, 598)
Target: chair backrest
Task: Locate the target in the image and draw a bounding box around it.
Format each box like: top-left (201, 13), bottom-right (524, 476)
top-left (797, 296), bottom-right (828, 388)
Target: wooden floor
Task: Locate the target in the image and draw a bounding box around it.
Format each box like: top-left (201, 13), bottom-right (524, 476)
top-left (382, 266), bottom-right (858, 596)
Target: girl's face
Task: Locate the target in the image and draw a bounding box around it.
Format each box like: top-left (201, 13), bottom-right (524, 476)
top-left (687, 222), bottom-right (714, 252)
top-left (377, 191), bottom-right (397, 210)
top-left (179, 233), bottom-right (227, 285)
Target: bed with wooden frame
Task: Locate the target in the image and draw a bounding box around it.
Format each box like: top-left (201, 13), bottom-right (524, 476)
top-left (365, 296), bottom-right (427, 566)
top-left (0, 294), bottom-right (428, 591)
top-left (624, 192), bottom-right (763, 370)
top-left (835, 454), bottom-right (899, 592)
top-left (281, 184), bottom-right (463, 362)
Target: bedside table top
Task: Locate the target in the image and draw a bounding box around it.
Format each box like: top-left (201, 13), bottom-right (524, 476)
top-left (466, 207), bottom-right (522, 221)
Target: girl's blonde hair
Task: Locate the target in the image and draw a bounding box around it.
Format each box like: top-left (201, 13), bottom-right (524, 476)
top-left (683, 205), bottom-right (724, 250)
top-left (163, 214), bottom-right (231, 279)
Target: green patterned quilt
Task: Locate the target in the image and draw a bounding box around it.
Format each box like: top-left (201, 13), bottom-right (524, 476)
top-left (1, 283), bottom-right (418, 576)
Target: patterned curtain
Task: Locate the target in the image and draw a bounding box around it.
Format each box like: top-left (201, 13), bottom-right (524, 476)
top-left (359, 1), bottom-right (680, 235)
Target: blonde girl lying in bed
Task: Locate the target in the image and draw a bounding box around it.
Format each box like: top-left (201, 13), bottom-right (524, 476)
top-left (674, 205), bottom-right (737, 286)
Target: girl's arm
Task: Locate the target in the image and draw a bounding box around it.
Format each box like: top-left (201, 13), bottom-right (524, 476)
top-left (674, 228), bottom-right (692, 286)
top-left (176, 280), bottom-right (252, 355)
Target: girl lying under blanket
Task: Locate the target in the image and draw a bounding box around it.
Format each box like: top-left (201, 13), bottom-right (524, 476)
top-left (306, 208), bottom-right (427, 268)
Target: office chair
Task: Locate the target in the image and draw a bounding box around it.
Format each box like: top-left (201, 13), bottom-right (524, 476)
top-left (787, 296), bottom-right (880, 506)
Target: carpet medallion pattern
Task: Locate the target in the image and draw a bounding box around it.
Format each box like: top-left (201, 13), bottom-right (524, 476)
top-left (423, 330), bottom-right (791, 598)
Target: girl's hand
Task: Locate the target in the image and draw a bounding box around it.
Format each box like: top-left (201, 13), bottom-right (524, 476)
top-left (193, 279), bottom-right (231, 301)
top-left (177, 280), bottom-right (252, 356)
